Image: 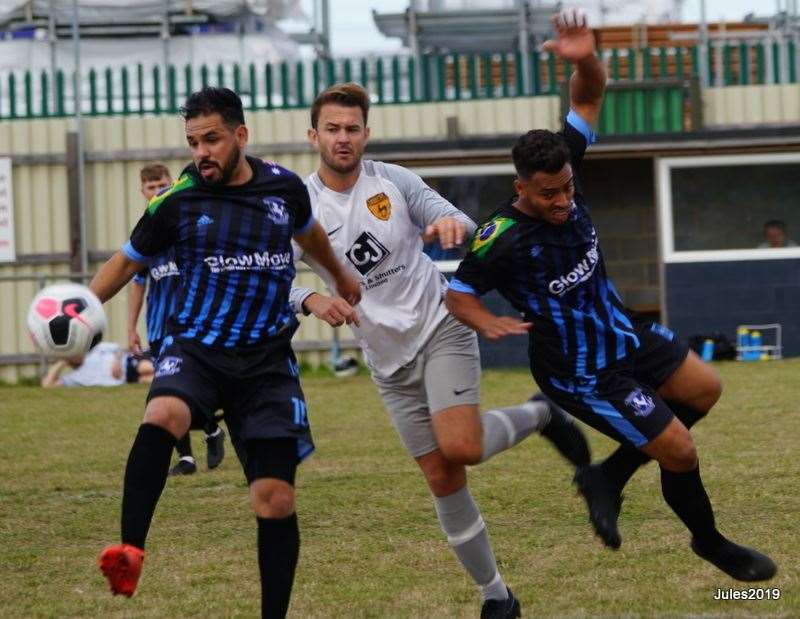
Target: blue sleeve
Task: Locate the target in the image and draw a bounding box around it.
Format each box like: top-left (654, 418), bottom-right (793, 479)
top-left (292, 176), bottom-right (314, 233)
top-left (566, 109), bottom-right (597, 145)
top-left (294, 214), bottom-right (315, 235)
top-left (448, 278), bottom-right (478, 295)
top-left (122, 241), bottom-right (147, 263)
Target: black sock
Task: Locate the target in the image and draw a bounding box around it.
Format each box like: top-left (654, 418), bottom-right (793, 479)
top-left (257, 513), bottom-right (300, 619)
top-left (121, 423), bottom-right (176, 549)
top-left (206, 419), bottom-right (220, 435)
top-left (175, 432), bottom-right (193, 458)
top-left (666, 401), bottom-right (706, 429)
top-left (600, 445), bottom-right (651, 491)
top-left (600, 401), bottom-right (708, 491)
top-left (660, 464), bottom-right (725, 550)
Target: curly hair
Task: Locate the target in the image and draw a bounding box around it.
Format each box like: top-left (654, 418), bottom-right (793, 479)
top-left (511, 130), bottom-right (571, 179)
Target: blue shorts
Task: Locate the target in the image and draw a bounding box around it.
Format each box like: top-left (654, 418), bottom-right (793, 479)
top-left (536, 323), bottom-right (689, 448)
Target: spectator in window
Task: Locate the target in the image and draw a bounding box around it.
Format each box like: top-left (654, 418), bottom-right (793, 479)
top-left (759, 220), bottom-right (797, 248)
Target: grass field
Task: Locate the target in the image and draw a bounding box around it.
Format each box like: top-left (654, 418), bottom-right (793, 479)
top-left (1, 360), bottom-right (798, 618)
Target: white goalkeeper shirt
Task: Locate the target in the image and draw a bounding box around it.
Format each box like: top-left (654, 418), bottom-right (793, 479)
top-left (295, 160), bottom-right (476, 378)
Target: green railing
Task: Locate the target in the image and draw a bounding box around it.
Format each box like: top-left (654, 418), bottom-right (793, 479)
top-left (0, 41), bottom-right (795, 122)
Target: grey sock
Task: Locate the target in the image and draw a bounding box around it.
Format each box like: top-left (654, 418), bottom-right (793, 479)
top-left (433, 486), bottom-right (509, 601)
top-left (480, 400), bottom-right (551, 462)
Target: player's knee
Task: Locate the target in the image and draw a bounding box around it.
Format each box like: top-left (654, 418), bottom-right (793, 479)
top-left (422, 463), bottom-right (466, 496)
top-left (702, 372), bottom-right (723, 411)
top-left (250, 478), bottom-right (295, 519)
top-left (143, 397), bottom-right (190, 439)
top-left (665, 435), bottom-right (698, 472)
top-left (438, 437), bottom-right (482, 465)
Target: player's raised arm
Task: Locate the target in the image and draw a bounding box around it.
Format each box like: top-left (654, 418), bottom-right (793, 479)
top-left (543, 9), bottom-right (606, 126)
top-left (90, 250), bottom-right (145, 304)
top-left (293, 219), bottom-right (361, 306)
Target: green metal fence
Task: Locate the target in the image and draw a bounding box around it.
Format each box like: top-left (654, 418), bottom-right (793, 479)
top-left (0, 41), bottom-right (796, 122)
top-left (598, 82), bottom-right (687, 134)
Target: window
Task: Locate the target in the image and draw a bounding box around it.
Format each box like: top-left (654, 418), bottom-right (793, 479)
top-left (658, 153), bottom-right (800, 262)
top-left (414, 164), bottom-right (517, 264)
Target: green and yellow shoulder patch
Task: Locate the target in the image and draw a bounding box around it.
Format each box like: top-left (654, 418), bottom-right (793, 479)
top-left (471, 217), bottom-right (516, 257)
top-left (147, 174), bottom-right (195, 215)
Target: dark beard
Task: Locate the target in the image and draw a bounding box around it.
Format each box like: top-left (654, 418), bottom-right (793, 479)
top-left (202, 143), bottom-right (241, 186)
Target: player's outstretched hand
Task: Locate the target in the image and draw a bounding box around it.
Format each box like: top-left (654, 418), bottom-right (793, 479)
top-left (334, 271), bottom-right (362, 307)
top-left (422, 217), bottom-right (467, 250)
top-left (128, 329), bottom-right (142, 355)
top-left (479, 316), bottom-right (533, 341)
top-left (542, 9), bottom-right (595, 63)
top-left (303, 293), bottom-right (360, 328)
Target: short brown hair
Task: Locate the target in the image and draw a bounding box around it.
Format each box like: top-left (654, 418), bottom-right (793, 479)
top-left (140, 163), bottom-right (171, 183)
top-left (310, 82), bottom-right (370, 129)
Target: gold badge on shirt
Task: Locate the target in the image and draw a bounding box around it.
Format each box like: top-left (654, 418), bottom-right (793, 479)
top-left (366, 192), bottom-right (392, 221)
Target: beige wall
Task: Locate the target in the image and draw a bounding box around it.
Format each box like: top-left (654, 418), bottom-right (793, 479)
top-left (703, 84), bottom-right (800, 126)
top-left (0, 96), bottom-right (561, 382)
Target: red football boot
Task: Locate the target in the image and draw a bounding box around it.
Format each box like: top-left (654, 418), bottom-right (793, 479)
top-left (98, 543), bottom-right (144, 597)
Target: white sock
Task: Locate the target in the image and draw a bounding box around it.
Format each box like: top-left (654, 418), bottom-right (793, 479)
top-left (480, 400), bottom-right (551, 462)
top-left (433, 487), bottom-right (509, 601)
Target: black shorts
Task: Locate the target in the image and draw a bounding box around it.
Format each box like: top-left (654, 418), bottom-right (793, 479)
top-left (536, 323), bottom-right (689, 448)
top-left (147, 334), bottom-right (314, 476)
top-left (147, 337), bottom-right (165, 360)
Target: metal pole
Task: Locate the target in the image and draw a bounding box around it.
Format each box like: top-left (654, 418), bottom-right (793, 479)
top-left (49, 0), bottom-right (57, 112)
top-left (765, 28), bottom-right (775, 84)
top-left (320, 0), bottom-right (331, 58)
top-left (698, 0), bottom-right (710, 87)
top-left (714, 22), bottom-right (724, 87)
top-left (71, 0), bottom-right (87, 276)
top-left (517, 0), bottom-right (531, 95)
top-left (409, 0), bottom-right (422, 98)
top-left (162, 0), bottom-right (170, 106)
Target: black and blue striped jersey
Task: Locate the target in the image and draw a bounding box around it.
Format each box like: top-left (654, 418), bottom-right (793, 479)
top-left (450, 112), bottom-right (639, 380)
top-left (132, 248), bottom-right (180, 346)
top-left (123, 156), bottom-right (314, 349)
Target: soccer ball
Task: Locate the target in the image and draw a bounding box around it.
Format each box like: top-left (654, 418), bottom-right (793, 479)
top-left (27, 282), bottom-right (106, 358)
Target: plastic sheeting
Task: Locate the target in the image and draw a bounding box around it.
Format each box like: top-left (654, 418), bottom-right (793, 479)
top-left (0, 1), bottom-right (305, 73)
top-left (0, 29), bottom-right (299, 73)
top-left (0, 1), bottom-right (305, 24)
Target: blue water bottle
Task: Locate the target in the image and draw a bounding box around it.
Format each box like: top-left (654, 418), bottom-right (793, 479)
top-left (701, 339), bottom-right (714, 362)
top-left (736, 327), bottom-right (749, 361)
top-left (747, 330), bottom-right (762, 361)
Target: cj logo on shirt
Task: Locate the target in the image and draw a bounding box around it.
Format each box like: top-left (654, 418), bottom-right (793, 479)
top-left (346, 231), bottom-right (390, 276)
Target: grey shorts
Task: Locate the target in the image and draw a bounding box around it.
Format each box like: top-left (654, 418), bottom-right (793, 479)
top-left (372, 314), bottom-right (480, 458)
